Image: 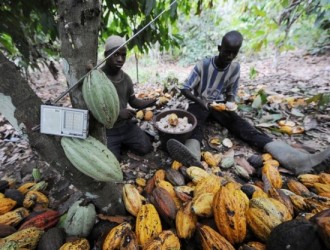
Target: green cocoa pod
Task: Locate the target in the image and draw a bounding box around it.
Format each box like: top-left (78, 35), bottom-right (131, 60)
top-left (82, 69), bottom-right (119, 128)
top-left (63, 199), bottom-right (96, 237)
top-left (221, 157), bottom-right (235, 169)
top-left (61, 136), bottom-right (123, 182)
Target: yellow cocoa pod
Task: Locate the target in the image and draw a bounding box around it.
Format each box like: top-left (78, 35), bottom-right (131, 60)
top-left (17, 182), bottom-right (36, 195)
top-left (143, 230), bottom-right (180, 250)
top-left (23, 190), bottom-right (49, 209)
top-left (252, 189), bottom-right (269, 199)
top-left (297, 174), bottom-right (320, 187)
top-left (201, 151), bottom-right (218, 167)
top-left (135, 204), bottom-right (162, 246)
top-left (262, 164), bottom-right (283, 190)
top-left (314, 183), bottom-right (330, 194)
top-left (213, 182), bottom-right (249, 245)
top-left (154, 169), bottom-right (166, 183)
top-left (136, 110), bottom-right (144, 120)
top-left (263, 159), bottom-right (280, 168)
top-left (246, 197), bottom-right (292, 241)
top-left (0, 226), bottom-right (43, 249)
top-left (135, 177), bottom-right (146, 187)
top-left (103, 222), bottom-right (132, 250)
top-left (60, 238), bottom-right (90, 250)
top-left (304, 197), bottom-right (330, 214)
top-left (192, 193), bottom-right (214, 217)
top-left (319, 173), bottom-right (330, 184)
top-left (319, 192), bottom-right (330, 198)
top-left (262, 153), bottom-right (273, 162)
top-left (193, 174), bottom-right (222, 198)
top-left (158, 96), bottom-right (170, 106)
top-left (158, 230), bottom-right (180, 249)
top-left (244, 241), bottom-right (266, 250)
top-left (171, 160), bottom-right (183, 170)
top-left (186, 167), bottom-right (210, 184)
top-left (0, 207), bottom-right (29, 226)
top-left (267, 187), bottom-right (294, 216)
top-left (175, 202), bottom-right (197, 239)
top-left (122, 184), bottom-right (142, 216)
top-left (197, 224), bottom-right (235, 250)
top-left (279, 125), bottom-right (293, 135)
top-left (287, 179), bottom-right (311, 197)
top-left (289, 194), bottom-right (308, 213)
top-left (0, 198), bottom-right (17, 215)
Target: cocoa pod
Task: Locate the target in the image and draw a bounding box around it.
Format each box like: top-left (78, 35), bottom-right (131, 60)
top-left (150, 187), bottom-right (177, 226)
top-left (37, 227), bottom-right (66, 250)
top-left (165, 169), bottom-right (185, 186)
top-left (0, 223), bottom-right (16, 238)
top-left (19, 209), bottom-right (60, 230)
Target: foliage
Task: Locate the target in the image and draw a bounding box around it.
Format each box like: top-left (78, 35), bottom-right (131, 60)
top-left (232, 0), bottom-right (330, 54)
top-left (0, 0), bottom-right (57, 69)
top-left (251, 89), bottom-right (268, 110)
top-left (176, 7), bottom-right (223, 65)
top-left (306, 93), bottom-right (330, 111)
top-left (249, 67), bottom-right (258, 80)
top-left (0, 0), bottom-right (328, 70)
top-left (0, 0), bottom-right (214, 69)
top-left (177, 0), bottom-right (329, 64)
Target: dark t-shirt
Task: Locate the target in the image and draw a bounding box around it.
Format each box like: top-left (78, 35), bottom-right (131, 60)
top-left (102, 68), bottom-right (134, 128)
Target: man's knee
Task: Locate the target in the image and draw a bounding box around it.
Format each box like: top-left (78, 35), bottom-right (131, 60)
top-left (133, 140), bottom-right (153, 155)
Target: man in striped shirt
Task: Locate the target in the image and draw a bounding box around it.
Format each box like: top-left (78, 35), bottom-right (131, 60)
top-left (167, 30), bottom-right (329, 175)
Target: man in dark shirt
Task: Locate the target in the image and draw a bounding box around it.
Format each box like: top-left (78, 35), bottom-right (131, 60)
top-left (101, 35), bottom-right (156, 160)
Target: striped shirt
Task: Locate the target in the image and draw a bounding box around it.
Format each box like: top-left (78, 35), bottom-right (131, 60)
top-left (182, 57), bottom-right (240, 102)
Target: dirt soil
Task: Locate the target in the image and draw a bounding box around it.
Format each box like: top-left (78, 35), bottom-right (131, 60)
top-left (0, 50), bottom-right (329, 210)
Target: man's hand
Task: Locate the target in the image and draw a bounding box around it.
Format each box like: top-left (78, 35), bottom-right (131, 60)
top-left (119, 108), bottom-right (136, 120)
top-left (197, 99), bottom-right (210, 111)
top-left (129, 97), bottom-right (157, 109)
top-left (143, 98), bottom-right (157, 107)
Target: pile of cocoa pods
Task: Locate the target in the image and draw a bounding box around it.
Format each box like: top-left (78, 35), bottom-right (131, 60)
top-left (0, 151), bottom-right (329, 249)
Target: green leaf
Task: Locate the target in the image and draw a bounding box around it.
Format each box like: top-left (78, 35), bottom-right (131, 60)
top-left (249, 67), bottom-right (258, 80)
top-left (252, 95), bottom-right (262, 109)
top-left (257, 89), bottom-right (268, 105)
top-left (259, 114), bottom-right (283, 123)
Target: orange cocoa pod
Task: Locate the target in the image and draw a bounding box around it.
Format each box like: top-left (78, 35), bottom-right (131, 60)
top-left (0, 198), bottom-right (17, 215)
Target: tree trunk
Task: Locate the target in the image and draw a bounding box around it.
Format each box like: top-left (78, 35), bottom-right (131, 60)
top-left (0, 52), bottom-right (125, 215)
top-left (57, 0), bottom-right (105, 141)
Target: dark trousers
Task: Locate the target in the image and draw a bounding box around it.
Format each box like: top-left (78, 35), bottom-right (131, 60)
top-left (106, 121), bottom-right (153, 160)
top-left (188, 103), bottom-right (273, 150)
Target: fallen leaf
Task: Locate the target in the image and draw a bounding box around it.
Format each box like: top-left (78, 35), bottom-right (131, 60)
top-left (303, 115), bottom-right (318, 131)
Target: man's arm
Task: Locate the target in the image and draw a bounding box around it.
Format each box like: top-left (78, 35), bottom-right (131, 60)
top-left (224, 64), bottom-right (240, 103)
top-left (181, 89), bottom-right (209, 110)
top-left (129, 95), bottom-right (156, 109)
